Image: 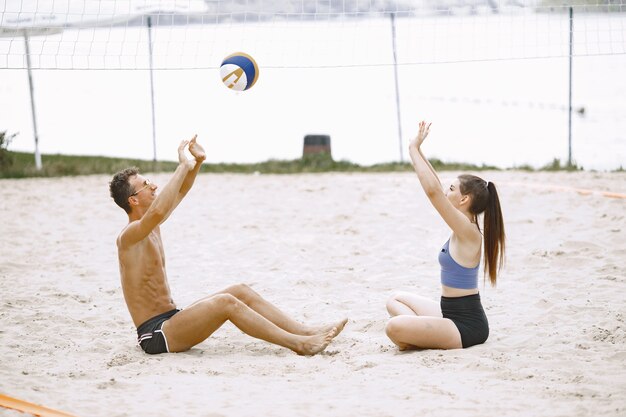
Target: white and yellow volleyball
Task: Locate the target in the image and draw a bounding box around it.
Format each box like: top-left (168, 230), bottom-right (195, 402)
top-left (220, 52), bottom-right (259, 91)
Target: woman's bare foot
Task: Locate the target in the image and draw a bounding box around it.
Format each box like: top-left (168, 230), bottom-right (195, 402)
top-left (294, 328), bottom-right (336, 356)
top-left (397, 342), bottom-right (417, 351)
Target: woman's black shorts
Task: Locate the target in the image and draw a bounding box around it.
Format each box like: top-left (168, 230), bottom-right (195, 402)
top-left (441, 293), bottom-right (489, 348)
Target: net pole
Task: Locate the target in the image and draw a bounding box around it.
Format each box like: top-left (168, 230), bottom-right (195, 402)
top-left (24, 31), bottom-right (42, 170)
top-left (147, 16), bottom-right (157, 166)
top-left (390, 12), bottom-right (404, 163)
top-left (568, 7), bottom-right (573, 167)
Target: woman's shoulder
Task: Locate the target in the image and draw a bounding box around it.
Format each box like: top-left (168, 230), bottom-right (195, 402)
top-left (450, 229), bottom-right (482, 250)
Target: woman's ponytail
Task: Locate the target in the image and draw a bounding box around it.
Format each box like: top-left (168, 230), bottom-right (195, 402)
top-left (483, 181), bottom-right (505, 286)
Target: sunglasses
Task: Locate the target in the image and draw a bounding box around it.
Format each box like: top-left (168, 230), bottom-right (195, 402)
top-left (131, 179), bottom-right (152, 196)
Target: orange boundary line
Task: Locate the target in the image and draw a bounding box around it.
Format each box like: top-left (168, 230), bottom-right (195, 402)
top-left (502, 181), bottom-right (626, 199)
top-left (0, 394), bottom-right (77, 417)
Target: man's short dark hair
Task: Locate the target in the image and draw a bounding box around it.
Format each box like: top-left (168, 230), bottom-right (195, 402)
top-left (110, 167), bottom-right (139, 213)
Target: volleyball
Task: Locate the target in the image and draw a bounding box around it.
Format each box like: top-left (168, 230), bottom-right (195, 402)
top-left (220, 52), bottom-right (259, 91)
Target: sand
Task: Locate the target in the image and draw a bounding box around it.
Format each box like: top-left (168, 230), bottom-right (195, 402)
top-left (0, 171), bottom-right (625, 417)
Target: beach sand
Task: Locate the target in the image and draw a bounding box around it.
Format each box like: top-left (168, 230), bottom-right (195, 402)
top-left (0, 171), bottom-right (625, 417)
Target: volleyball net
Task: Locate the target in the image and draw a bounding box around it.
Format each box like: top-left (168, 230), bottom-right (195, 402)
top-left (1, 0), bottom-right (625, 70)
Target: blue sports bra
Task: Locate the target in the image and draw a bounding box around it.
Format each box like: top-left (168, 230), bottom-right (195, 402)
top-left (438, 239), bottom-right (479, 289)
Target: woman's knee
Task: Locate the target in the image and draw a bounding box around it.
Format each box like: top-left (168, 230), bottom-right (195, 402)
top-left (385, 296), bottom-right (396, 315)
top-left (386, 291), bottom-right (409, 314)
top-left (385, 317), bottom-right (404, 341)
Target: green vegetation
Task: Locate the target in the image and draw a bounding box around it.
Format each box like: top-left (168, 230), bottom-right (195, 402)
top-left (0, 131), bottom-right (18, 170)
top-left (0, 150), bottom-right (606, 180)
top-left (0, 151), bottom-right (178, 179)
top-left (538, 0), bottom-right (623, 13)
top-left (539, 158), bottom-right (583, 172)
top-left (0, 150), bottom-right (504, 179)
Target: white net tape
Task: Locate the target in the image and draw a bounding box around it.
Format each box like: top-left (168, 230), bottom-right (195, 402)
top-left (1, 0), bottom-right (625, 70)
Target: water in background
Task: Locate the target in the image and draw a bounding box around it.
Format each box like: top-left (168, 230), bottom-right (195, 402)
top-left (1, 13), bottom-right (625, 170)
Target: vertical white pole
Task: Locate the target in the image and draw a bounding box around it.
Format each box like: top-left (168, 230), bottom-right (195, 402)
top-left (147, 16), bottom-right (157, 165)
top-left (568, 7), bottom-right (574, 167)
top-left (390, 13), bottom-right (404, 162)
top-left (24, 32), bottom-right (42, 170)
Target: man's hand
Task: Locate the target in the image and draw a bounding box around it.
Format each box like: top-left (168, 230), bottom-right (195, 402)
top-left (188, 134), bottom-right (206, 162)
top-left (177, 138), bottom-right (196, 170)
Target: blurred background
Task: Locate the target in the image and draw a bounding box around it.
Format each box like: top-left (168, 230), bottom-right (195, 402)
top-left (1, 0), bottom-right (625, 170)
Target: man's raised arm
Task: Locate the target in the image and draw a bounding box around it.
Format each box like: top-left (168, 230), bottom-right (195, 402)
top-left (155, 135), bottom-right (207, 225)
top-left (119, 140), bottom-right (196, 247)
top-left (178, 135), bottom-right (206, 199)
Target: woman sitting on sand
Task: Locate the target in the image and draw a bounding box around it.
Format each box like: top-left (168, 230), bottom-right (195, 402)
top-left (385, 121), bottom-right (506, 350)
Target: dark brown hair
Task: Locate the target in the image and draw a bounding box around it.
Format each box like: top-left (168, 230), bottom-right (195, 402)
top-left (109, 167), bottom-right (139, 213)
top-left (458, 174), bottom-right (506, 286)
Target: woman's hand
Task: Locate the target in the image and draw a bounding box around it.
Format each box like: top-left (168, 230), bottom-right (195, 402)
top-left (409, 121), bottom-right (431, 150)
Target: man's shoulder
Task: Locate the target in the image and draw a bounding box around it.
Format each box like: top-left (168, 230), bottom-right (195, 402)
top-left (117, 221), bottom-right (138, 249)
top-left (117, 221), bottom-right (159, 249)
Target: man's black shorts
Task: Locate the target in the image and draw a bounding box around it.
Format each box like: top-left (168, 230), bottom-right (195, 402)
top-left (136, 309), bottom-right (180, 354)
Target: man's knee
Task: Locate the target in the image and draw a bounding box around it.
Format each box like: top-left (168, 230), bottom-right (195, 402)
top-left (210, 293), bottom-right (241, 313)
top-left (225, 283), bottom-right (256, 303)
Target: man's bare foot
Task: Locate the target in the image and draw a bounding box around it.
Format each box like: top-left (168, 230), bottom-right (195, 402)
top-left (328, 318), bottom-right (348, 338)
top-left (295, 328), bottom-right (336, 356)
top-left (306, 318), bottom-right (348, 337)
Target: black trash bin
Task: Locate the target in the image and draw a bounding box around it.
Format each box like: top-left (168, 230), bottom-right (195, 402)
top-left (303, 134), bottom-right (332, 158)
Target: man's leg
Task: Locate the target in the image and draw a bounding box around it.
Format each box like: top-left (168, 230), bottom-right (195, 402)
top-left (162, 294), bottom-right (336, 355)
top-left (190, 283), bottom-right (347, 336)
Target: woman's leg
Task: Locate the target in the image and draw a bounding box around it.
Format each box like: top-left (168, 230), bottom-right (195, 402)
top-left (385, 315), bottom-right (462, 350)
top-left (386, 291), bottom-right (442, 317)
top-left (385, 291), bottom-right (461, 350)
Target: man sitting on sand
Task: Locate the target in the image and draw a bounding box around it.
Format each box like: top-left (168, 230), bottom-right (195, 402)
top-left (109, 135), bottom-right (346, 355)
